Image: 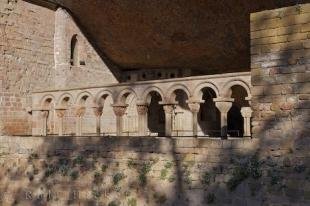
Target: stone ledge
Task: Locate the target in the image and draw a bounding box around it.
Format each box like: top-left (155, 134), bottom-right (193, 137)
top-left (0, 135), bottom-right (259, 155)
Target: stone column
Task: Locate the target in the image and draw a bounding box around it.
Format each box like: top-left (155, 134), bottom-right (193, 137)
top-left (188, 102), bottom-right (201, 137)
top-left (214, 98), bottom-right (234, 139)
top-left (136, 104), bottom-right (148, 136)
top-left (56, 109), bottom-right (66, 136)
top-left (93, 106), bottom-right (103, 136)
top-left (162, 104), bottom-right (174, 137)
top-left (41, 110), bottom-right (49, 136)
top-left (75, 106), bottom-right (85, 136)
top-left (112, 104), bottom-right (128, 136)
top-left (54, 7), bottom-right (70, 89)
top-left (241, 107), bottom-right (253, 137)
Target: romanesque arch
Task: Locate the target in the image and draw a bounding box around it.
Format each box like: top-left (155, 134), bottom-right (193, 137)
top-left (141, 86), bottom-right (165, 104)
top-left (166, 84), bottom-right (191, 103)
top-left (56, 93), bottom-right (74, 135)
top-left (41, 95), bottom-right (55, 135)
top-left (196, 87), bottom-right (221, 136)
top-left (145, 90), bottom-right (165, 136)
top-left (95, 90), bottom-right (116, 135)
top-left (168, 87), bottom-right (191, 136)
top-left (75, 92), bottom-right (95, 135)
top-left (226, 84), bottom-right (250, 137)
top-left (117, 88), bottom-right (138, 136)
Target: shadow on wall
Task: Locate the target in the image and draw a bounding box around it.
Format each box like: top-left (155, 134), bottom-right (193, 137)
top-left (0, 136), bottom-right (263, 206)
top-left (0, 3), bottom-right (309, 206)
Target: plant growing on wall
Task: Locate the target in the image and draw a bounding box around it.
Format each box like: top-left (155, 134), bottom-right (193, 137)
top-left (113, 172), bottom-right (125, 185)
top-left (227, 155), bottom-right (262, 191)
top-left (138, 161), bottom-right (153, 187)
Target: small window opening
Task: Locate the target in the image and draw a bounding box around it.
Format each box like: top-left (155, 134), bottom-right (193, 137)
top-left (70, 34), bottom-right (79, 66)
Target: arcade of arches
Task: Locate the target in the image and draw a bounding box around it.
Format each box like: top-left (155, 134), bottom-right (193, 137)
top-left (32, 72), bottom-right (252, 138)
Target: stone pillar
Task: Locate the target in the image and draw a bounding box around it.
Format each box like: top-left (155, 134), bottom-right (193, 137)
top-left (136, 104), bottom-right (148, 136)
top-left (188, 102), bottom-right (201, 137)
top-left (56, 109), bottom-right (66, 136)
top-left (93, 106), bottom-right (103, 136)
top-left (75, 106), bottom-right (85, 136)
top-left (112, 104), bottom-right (128, 136)
top-left (241, 107), bottom-right (253, 137)
top-left (41, 110), bottom-right (49, 136)
top-left (162, 104), bottom-right (174, 137)
top-left (214, 98), bottom-right (234, 139)
top-left (54, 7), bottom-right (70, 89)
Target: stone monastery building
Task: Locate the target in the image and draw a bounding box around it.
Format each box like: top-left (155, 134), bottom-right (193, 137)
top-left (0, 0), bottom-right (309, 205)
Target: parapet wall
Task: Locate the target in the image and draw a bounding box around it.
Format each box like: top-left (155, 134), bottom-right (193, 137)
top-left (0, 135), bottom-right (309, 205)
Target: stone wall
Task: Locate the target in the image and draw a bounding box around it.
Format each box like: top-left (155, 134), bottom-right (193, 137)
top-left (0, 135), bottom-right (309, 206)
top-left (0, 0), bottom-right (118, 135)
top-left (0, 0), bottom-right (55, 135)
top-left (53, 7), bottom-right (118, 89)
top-left (251, 3), bottom-right (309, 140)
top-left (0, 136), bottom-right (258, 205)
top-left (249, 4), bottom-right (310, 205)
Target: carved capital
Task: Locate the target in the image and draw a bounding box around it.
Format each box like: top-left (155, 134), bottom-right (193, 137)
top-left (56, 109), bottom-right (66, 118)
top-left (214, 101), bottom-right (233, 114)
top-left (40, 110), bottom-right (49, 118)
top-left (162, 104), bottom-right (174, 114)
top-left (241, 107), bottom-right (253, 118)
top-left (75, 106), bottom-right (86, 117)
top-left (188, 102), bottom-right (200, 113)
top-left (112, 105), bottom-right (127, 117)
top-left (136, 104), bottom-right (148, 115)
top-left (93, 106), bottom-right (103, 117)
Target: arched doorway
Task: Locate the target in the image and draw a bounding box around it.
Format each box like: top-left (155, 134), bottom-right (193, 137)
top-left (227, 85), bottom-right (249, 137)
top-left (42, 97), bottom-right (55, 136)
top-left (123, 93), bottom-right (138, 136)
top-left (98, 94), bottom-right (116, 136)
top-left (198, 88), bottom-right (220, 136)
top-left (59, 96), bottom-right (74, 135)
top-left (78, 95), bottom-right (96, 135)
top-left (147, 91), bottom-right (165, 136)
top-left (170, 89), bottom-right (191, 136)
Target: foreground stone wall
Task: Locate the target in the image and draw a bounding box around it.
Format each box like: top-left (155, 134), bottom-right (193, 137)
top-left (0, 136), bottom-right (309, 206)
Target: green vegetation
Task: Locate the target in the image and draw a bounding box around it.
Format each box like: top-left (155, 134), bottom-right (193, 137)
top-left (73, 155), bottom-right (85, 166)
top-left (113, 172), bottom-right (125, 185)
top-left (91, 188), bottom-right (101, 199)
top-left (138, 161), bottom-right (155, 187)
top-left (127, 197), bottom-right (137, 206)
top-left (268, 169), bottom-right (283, 186)
top-left (201, 171), bottom-right (214, 186)
top-left (101, 164), bottom-right (108, 173)
top-left (70, 170), bottom-right (79, 180)
top-left (206, 193), bottom-right (215, 204)
top-left (153, 192), bottom-right (167, 204)
top-left (108, 200), bottom-right (120, 206)
top-left (294, 164), bottom-right (306, 173)
top-left (168, 175), bottom-right (176, 183)
top-left (127, 158), bottom-right (137, 169)
top-left (227, 155), bottom-right (262, 191)
top-left (160, 168), bottom-right (168, 180)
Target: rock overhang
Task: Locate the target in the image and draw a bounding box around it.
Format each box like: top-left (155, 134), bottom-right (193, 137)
top-left (24, 0), bottom-right (308, 74)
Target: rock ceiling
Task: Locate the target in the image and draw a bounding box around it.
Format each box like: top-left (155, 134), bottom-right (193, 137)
top-left (26, 0), bottom-right (307, 74)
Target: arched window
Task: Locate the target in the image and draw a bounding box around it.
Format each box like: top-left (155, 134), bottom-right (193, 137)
top-left (70, 34), bottom-right (79, 66)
